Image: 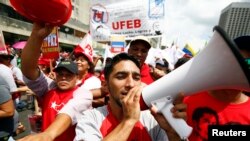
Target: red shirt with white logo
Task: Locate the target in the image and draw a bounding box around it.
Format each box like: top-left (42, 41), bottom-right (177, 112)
top-left (41, 87), bottom-right (78, 141)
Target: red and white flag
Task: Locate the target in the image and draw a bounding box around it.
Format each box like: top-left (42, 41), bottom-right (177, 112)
top-left (74, 32), bottom-right (93, 62)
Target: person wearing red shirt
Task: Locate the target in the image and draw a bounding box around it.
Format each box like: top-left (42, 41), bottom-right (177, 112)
top-left (19, 23), bottom-right (92, 141)
top-left (127, 36), bottom-right (155, 84)
top-left (75, 53), bottom-right (186, 141)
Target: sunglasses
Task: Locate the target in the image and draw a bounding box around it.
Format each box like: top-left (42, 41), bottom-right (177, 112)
top-left (245, 58), bottom-right (250, 69)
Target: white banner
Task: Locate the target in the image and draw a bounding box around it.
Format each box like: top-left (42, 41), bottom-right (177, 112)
top-left (90, 0), bottom-right (165, 41)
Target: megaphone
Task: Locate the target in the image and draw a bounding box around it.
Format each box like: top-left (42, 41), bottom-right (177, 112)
top-left (10, 0), bottom-right (72, 26)
top-left (140, 26), bottom-right (250, 140)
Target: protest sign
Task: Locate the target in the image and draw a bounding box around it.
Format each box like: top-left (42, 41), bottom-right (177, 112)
top-left (90, 0), bottom-right (165, 41)
top-left (41, 27), bottom-right (60, 60)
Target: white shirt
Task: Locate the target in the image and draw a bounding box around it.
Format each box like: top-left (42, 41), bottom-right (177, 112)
top-left (0, 64), bottom-right (17, 93)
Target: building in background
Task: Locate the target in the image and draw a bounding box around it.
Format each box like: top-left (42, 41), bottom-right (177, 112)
top-left (218, 2), bottom-right (250, 39)
top-left (0, 0), bottom-right (90, 52)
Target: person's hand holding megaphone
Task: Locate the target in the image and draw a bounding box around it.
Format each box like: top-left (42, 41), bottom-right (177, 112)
top-left (150, 93), bottom-right (187, 141)
top-left (171, 93), bottom-right (187, 120)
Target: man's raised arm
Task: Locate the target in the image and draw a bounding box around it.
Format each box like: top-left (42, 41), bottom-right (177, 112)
top-left (21, 23), bottom-right (53, 80)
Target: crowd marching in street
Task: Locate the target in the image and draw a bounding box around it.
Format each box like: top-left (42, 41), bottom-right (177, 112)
top-left (1, 0), bottom-right (250, 141)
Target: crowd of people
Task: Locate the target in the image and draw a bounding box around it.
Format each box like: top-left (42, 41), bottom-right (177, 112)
top-left (1, 21), bottom-right (250, 141)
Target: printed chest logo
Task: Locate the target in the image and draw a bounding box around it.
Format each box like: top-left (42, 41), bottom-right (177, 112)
top-left (50, 101), bottom-right (65, 112)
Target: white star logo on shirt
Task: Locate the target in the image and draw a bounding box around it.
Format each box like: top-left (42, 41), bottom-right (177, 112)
top-left (51, 102), bottom-right (57, 109)
top-left (50, 101), bottom-right (64, 112)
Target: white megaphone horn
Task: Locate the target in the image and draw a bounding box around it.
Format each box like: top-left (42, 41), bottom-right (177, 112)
top-left (140, 26), bottom-right (250, 140)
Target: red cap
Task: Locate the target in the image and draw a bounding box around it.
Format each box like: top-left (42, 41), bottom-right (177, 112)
top-left (74, 45), bottom-right (93, 63)
top-left (10, 0), bottom-right (72, 26)
top-left (38, 56), bottom-right (50, 67)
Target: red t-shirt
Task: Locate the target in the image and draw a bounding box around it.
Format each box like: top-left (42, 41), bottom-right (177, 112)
top-left (100, 105), bottom-right (152, 141)
top-left (40, 87), bottom-right (78, 141)
top-left (140, 63), bottom-right (154, 85)
top-left (184, 92), bottom-right (250, 141)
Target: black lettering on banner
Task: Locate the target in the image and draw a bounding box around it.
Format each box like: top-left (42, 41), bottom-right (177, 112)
top-left (208, 125), bottom-right (250, 141)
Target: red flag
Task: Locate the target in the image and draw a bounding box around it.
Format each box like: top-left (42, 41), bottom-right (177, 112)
top-left (74, 32), bottom-right (93, 62)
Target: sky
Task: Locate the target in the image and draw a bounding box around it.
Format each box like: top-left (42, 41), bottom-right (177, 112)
top-left (162, 0), bottom-right (250, 52)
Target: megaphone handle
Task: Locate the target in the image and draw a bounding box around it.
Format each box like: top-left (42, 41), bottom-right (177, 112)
top-left (157, 103), bottom-right (193, 140)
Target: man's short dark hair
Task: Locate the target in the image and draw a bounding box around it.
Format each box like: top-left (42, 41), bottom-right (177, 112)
top-left (104, 53), bottom-right (141, 81)
top-left (192, 107), bottom-right (219, 124)
top-left (175, 57), bottom-right (190, 69)
top-left (234, 35), bottom-right (250, 52)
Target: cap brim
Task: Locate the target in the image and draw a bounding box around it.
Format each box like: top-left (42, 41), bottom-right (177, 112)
top-left (74, 52), bottom-right (93, 63)
top-left (130, 39), bottom-right (151, 49)
top-left (53, 66), bottom-right (77, 74)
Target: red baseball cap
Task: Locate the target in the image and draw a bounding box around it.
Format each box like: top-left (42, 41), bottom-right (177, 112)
top-left (38, 56), bottom-right (50, 67)
top-left (10, 0), bottom-right (72, 26)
